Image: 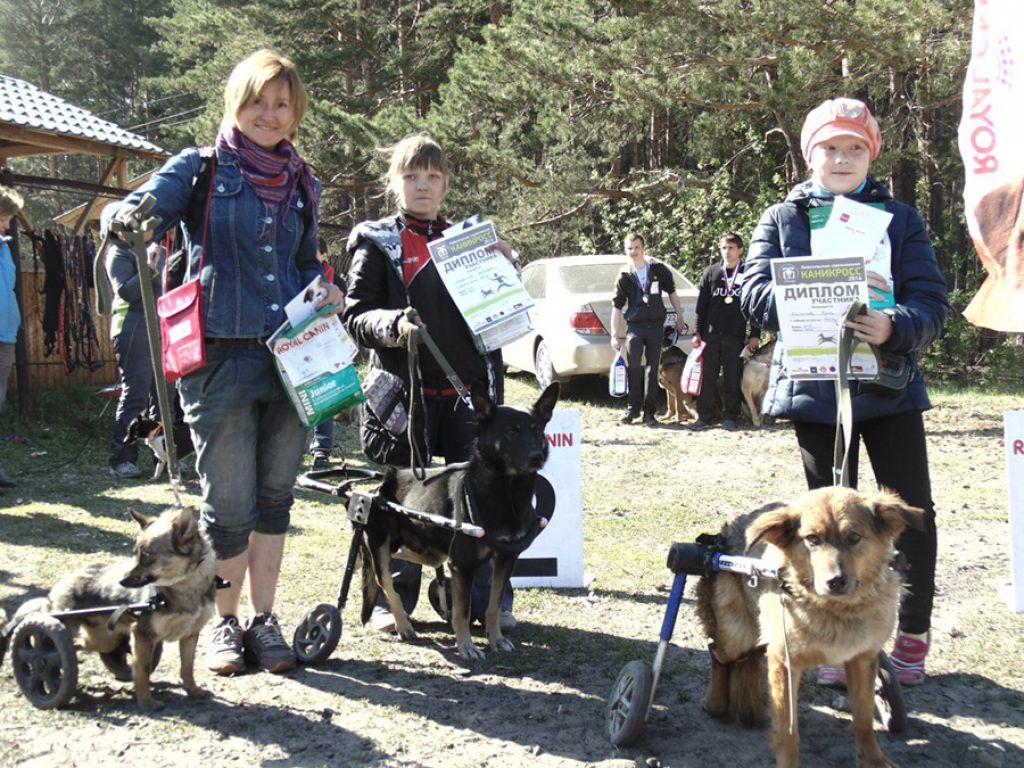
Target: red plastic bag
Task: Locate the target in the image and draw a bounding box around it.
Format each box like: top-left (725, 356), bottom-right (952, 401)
top-left (681, 340), bottom-right (704, 396)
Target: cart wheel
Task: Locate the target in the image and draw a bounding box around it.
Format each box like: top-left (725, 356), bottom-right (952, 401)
top-left (875, 651), bottom-right (907, 734)
top-left (99, 637), bottom-right (163, 681)
top-left (607, 659), bottom-right (654, 747)
top-left (293, 604), bottom-right (342, 664)
top-left (428, 577), bottom-right (452, 624)
top-left (10, 614), bottom-right (78, 709)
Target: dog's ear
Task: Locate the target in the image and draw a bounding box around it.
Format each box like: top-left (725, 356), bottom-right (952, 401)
top-left (171, 506), bottom-right (199, 550)
top-left (533, 382), bottom-right (560, 424)
top-left (745, 502), bottom-right (799, 552)
top-left (870, 488), bottom-right (925, 537)
top-left (128, 508), bottom-right (156, 529)
top-left (471, 389), bottom-right (496, 423)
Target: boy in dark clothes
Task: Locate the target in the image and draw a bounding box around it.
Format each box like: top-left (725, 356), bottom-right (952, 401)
top-left (691, 232), bottom-right (760, 430)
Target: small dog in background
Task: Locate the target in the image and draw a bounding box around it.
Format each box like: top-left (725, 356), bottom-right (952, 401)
top-left (657, 345), bottom-right (698, 424)
top-left (8, 506), bottom-right (216, 710)
top-left (740, 336), bottom-right (776, 428)
top-left (696, 486), bottom-right (923, 767)
top-left (125, 415), bottom-right (195, 480)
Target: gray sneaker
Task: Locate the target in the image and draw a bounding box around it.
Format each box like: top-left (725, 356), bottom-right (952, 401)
top-left (500, 610), bottom-right (518, 631)
top-left (207, 615), bottom-right (245, 675)
top-left (109, 461), bottom-right (142, 479)
top-left (243, 613), bottom-right (296, 673)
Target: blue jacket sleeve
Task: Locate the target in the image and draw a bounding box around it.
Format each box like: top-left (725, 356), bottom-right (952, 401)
top-left (884, 205), bottom-right (948, 356)
top-left (741, 204), bottom-right (789, 333)
top-left (100, 149), bottom-right (201, 242)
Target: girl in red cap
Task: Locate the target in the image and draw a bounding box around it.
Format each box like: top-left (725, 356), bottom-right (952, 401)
top-left (741, 98), bottom-right (949, 687)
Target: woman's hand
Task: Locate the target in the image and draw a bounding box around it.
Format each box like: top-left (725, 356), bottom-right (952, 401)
top-left (315, 283), bottom-right (346, 315)
top-left (866, 270), bottom-right (892, 304)
top-left (844, 305), bottom-right (893, 345)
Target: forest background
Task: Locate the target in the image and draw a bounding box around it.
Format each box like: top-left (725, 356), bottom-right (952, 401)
top-left (1, 0), bottom-right (1020, 382)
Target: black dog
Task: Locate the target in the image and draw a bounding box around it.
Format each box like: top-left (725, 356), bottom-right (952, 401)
top-left (125, 415), bottom-right (195, 480)
top-left (361, 382), bottom-right (560, 660)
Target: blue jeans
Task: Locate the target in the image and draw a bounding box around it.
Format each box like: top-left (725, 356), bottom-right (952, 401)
top-left (178, 342), bottom-right (309, 559)
top-left (310, 418), bottom-right (334, 454)
top-left (110, 313), bottom-right (153, 466)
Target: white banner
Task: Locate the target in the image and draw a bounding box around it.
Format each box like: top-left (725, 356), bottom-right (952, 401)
top-left (959, 0), bottom-right (1024, 331)
top-left (1003, 411), bottom-right (1024, 613)
top-left (512, 409), bottom-right (584, 588)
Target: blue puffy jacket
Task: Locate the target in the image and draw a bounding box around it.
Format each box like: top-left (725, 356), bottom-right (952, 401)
top-left (740, 178), bottom-right (948, 424)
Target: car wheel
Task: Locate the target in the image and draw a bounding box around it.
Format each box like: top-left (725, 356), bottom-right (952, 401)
top-left (534, 340), bottom-right (560, 391)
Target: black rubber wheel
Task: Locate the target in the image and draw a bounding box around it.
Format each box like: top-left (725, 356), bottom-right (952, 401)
top-left (99, 637), bottom-right (163, 682)
top-left (10, 614), bottom-right (78, 709)
top-left (293, 604), bottom-right (342, 664)
top-left (875, 651), bottom-right (907, 734)
top-left (428, 577), bottom-right (453, 624)
top-left (534, 340), bottom-right (560, 391)
top-left (606, 659), bottom-right (654, 747)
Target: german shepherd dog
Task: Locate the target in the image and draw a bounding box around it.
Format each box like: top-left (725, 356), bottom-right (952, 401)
top-left (657, 345), bottom-right (698, 424)
top-left (696, 486), bottom-right (923, 768)
top-left (125, 414), bottom-right (195, 481)
top-left (361, 382), bottom-right (559, 660)
top-left (9, 506), bottom-right (216, 709)
top-left (739, 337), bottom-right (776, 428)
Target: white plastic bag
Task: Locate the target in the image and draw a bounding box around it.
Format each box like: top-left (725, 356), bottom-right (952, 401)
top-left (608, 351), bottom-right (628, 397)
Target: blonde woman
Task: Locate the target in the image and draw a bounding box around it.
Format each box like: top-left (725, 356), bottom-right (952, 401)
top-left (104, 51), bottom-right (341, 676)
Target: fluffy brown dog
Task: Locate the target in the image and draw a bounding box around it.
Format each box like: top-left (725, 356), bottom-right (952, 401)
top-left (657, 345), bottom-right (698, 423)
top-left (696, 486), bottom-right (923, 768)
top-left (10, 506), bottom-right (216, 709)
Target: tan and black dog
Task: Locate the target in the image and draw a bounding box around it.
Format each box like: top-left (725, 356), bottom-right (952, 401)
top-left (657, 345), bottom-right (698, 424)
top-left (739, 337), bottom-right (776, 428)
top-left (361, 382), bottom-right (559, 660)
top-left (696, 486), bottom-right (923, 768)
top-left (9, 506), bottom-right (216, 709)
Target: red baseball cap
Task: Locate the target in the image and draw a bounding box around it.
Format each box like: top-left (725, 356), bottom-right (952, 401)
top-left (800, 98), bottom-right (882, 163)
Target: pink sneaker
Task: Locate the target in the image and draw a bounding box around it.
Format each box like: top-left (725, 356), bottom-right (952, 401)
top-left (816, 664), bottom-right (847, 687)
top-left (889, 630), bottom-right (930, 686)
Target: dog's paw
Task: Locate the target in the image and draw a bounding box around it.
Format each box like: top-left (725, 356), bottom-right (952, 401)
top-left (137, 697), bottom-right (164, 712)
top-left (185, 685), bottom-right (211, 700)
top-left (457, 642), bottom-right (486, 661)
top-left (396, 625), bottom-right (418, 642)
top-left (489, 637), bottom-right (514, 653)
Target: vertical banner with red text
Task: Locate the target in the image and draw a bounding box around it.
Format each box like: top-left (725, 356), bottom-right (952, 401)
top-left (1004, 411), bottom-right (1024, 613)
top-left (958, 0), bottom-right (1024, 332)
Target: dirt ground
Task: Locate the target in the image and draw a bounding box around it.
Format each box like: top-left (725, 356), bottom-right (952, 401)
top-left (1, 387), bottom-right (1022, 767)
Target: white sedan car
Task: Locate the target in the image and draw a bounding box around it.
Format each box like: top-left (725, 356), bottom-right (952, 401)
top-left (503, 254), bottom-right (698, 389)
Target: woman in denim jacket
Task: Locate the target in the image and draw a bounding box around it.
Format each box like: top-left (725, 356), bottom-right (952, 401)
top-left (741, 98), bottom-right (948, 688)
top-left (105, 50), bottom-right (341, 676)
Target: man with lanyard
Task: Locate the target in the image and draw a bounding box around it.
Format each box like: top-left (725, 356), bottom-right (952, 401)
top-left (691, 231), bottom-right (761, 430)
top-left (611, 232), bottom-right (685, 427)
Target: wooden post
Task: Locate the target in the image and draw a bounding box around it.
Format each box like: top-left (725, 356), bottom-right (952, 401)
top-left (9, 220), bottom-right (30, 410)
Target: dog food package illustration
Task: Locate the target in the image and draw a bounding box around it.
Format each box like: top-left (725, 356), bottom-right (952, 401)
top-left (427, 216), bottom-right (534, 353)
top-left (608, 352), bottom-right (628, 397)
top-left (681, 340), bottom-right (704, 396)
top-left (157, 279), bottom-right (206, 382)
top-left (268, 306), bottom-right (364, 428)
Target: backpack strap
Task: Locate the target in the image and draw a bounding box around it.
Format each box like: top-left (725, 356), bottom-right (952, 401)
top-left (164, 147), bottom-right (216, 291)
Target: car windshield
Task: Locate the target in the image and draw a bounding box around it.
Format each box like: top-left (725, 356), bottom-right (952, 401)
top-left (555, 261), bottom-right (695, 294)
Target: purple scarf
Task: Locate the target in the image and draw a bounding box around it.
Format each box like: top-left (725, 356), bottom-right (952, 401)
top-left (217, 125), bottom-right (319, 233)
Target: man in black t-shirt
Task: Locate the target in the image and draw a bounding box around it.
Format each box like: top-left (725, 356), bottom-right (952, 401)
top-left (691, 232), bottom-right (761, 430)
top-left (611, 232), bottom-right (685, 426)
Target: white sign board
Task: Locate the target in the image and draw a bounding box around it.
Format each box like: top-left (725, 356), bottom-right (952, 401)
top-left (512, 409), bottom-right (584, 588)
top-left (1003, 411), bottom-right (1024, 612)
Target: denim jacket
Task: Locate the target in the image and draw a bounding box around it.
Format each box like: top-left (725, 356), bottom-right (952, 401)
top-left (102, 146), bottom-right (321, 338)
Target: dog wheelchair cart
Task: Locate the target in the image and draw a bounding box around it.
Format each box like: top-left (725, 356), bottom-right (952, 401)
top-left (605, 539), bottom-right (907, 747)
top-left (0, 598), bottom-right (167, 710)
top-left (289, 466), bottom-right (487, 664)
